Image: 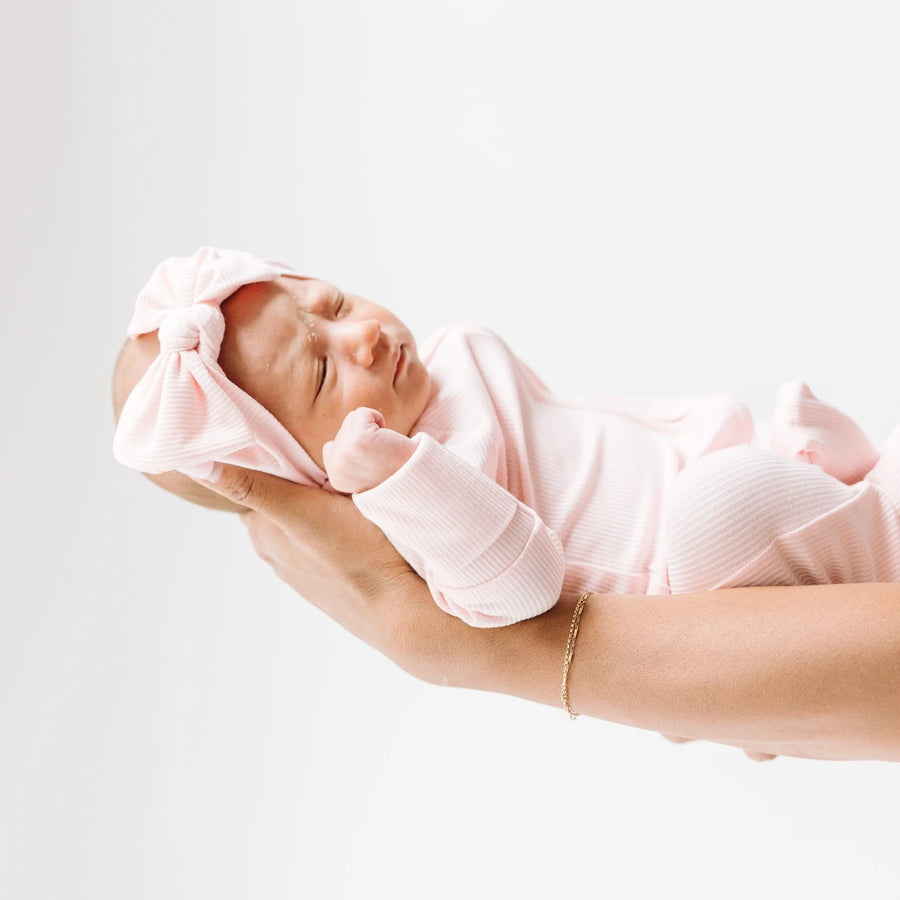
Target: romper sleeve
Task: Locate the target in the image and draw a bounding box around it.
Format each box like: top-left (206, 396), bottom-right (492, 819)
top-left (352, 433), bottom-right (566, 627)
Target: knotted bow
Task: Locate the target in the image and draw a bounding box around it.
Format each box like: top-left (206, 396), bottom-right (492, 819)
top-left (157, 304), bottom-right (225, 357)
top-left (113, 247), bottom-right (327, 486)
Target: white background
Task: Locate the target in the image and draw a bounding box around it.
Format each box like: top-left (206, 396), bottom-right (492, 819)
top-left (4, 1), bottom-right (900, 897)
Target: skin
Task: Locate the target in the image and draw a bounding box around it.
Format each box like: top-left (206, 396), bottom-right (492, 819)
top-left (113, 332), bottom-right (246, 512)
top-left (217, 276), bottom-right (432, 475)
top-left (113, 275), bottom-right (433, 507)
top-left (115, 279), bottom-right (900, 760)
top-left (196, 464), bottom-right (900, 763)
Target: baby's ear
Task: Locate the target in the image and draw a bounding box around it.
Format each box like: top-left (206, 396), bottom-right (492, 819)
top-left (143, 470), bottom-right (250, 514)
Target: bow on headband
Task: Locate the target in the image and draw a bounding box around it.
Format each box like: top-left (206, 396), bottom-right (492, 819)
top-left (113, 246), bottom-right (327, 486)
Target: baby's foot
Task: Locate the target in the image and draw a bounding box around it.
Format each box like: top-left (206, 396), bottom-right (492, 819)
top-left (770, 380), bottom-right (879, 484)
top-left (863, 425), bottom-right (900, 510)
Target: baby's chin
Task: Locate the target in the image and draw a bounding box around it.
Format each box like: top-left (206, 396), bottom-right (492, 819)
top-left (402, 365), bottom-right (433, 436)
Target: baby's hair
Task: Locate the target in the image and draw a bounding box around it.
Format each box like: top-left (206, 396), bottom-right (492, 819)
top-left (112, 333), bottom-right (247, 514)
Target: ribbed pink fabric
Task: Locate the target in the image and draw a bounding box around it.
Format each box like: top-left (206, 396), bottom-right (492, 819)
top-left (666, 446), bottom-right (900, 591)
top-left (355, 326), bottom-right (758, 624)
top-left (354, 326), bottom-right (900, 626)
top-left (113, 247), bottom-right (327, 486)
top-left (769, 379), bottom-right (879, 483)
top-left (115, 260), bottom-right (900, 627)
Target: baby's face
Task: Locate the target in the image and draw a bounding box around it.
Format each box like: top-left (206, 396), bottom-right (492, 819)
top-left (218, 276), bottom-right (431, 468)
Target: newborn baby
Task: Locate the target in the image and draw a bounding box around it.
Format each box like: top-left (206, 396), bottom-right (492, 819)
top-left (114, 247), bottom-right (900, 626)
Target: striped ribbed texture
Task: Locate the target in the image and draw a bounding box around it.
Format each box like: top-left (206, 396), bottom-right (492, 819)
top-left (666, 446), bottom-right (900, 592)
top-left (769, 380), bottom-right (879, 483)
top-left (113, 248), bottom-right (327, 486)
top-left (356, 434), bottom-right (565, 626)
top-left (356, 325), bottom-right (900, 625)
top-left (117, 264), bottom-right (900, 625)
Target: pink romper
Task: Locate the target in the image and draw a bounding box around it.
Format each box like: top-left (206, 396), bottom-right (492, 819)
top-left (353, 325), bottom-right (900, 626)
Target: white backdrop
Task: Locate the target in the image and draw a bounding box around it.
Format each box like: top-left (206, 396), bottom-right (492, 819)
top-left (4, 1), bottom-right (900, 897)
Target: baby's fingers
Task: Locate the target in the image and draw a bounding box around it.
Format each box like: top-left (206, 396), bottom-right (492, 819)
top-left (337, 406), bottom-right (385, 439)
top-left (351, 406), bottom-right (385, 427)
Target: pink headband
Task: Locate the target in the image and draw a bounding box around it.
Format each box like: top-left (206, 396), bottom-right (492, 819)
top-left (113, 246), bottom-right (327, 487)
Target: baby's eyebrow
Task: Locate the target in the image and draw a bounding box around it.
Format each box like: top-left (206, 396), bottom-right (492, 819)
top-left (291, 282), bottom-right (334, 315)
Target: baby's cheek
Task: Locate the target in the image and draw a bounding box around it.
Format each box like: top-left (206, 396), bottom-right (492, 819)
top-left (274, 406), bottom-right (329, 469)
top-left (396, 366), bottom-right (431, 435)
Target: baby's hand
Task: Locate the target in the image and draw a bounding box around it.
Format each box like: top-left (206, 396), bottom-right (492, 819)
top-left (323, 407), bottom-right (417, 494)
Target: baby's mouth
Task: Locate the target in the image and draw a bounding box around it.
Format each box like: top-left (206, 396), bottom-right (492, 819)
top-left (392, 344), bottom-right (405, 383)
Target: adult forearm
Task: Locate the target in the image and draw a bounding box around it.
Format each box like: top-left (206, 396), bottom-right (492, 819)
top-left (398, 582), bottom-right (900, 761)
top-left (200, 468), bottom-right (900, 762)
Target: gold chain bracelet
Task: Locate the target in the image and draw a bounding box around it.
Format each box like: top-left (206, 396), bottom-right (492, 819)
top-left (561, 590), bottom-right (593, 720)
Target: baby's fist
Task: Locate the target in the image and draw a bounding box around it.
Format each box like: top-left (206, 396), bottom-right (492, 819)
top-left (323, 407), bottom-right (416, 494)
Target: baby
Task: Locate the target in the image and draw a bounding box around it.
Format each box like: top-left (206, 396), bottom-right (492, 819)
top-left (114, 247), bottom-right (900, 626)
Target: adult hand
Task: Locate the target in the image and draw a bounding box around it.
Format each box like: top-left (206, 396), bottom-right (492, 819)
top-left (662, 733), bottom-right (777, 762)
top-left (198, 465), bottom-right (900, 762)
top-left (197, 464), bottom-right (422, 658)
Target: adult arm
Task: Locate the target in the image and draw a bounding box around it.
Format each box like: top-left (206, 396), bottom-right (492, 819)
top-left (200, 465), bottom-right (900, 762)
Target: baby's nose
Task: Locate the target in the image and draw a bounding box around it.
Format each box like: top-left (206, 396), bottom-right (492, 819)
top-left (343, 319), bottom-right (381, 366)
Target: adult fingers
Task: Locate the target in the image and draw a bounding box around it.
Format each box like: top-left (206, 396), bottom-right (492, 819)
top-left (241, 510), bottom-right (305, 567)
top-left (662, 734), bottom-right (777, 761)
top-left (195, 464), bottom-right (325, 531)
top-left (744, 750), bottom-right (778, 762)
top-left (201, 464), bottom-right (390, 563)
top-left (661, 734), bottom-right (694, 744)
